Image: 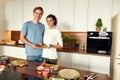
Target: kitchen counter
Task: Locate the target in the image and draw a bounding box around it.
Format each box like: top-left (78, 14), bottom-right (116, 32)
top-left (0, 44), bottom-right (25, 48)
top-left (0, 56), bottom-right (110, 80)
top-left (0, 44), bottom-right (110, 57)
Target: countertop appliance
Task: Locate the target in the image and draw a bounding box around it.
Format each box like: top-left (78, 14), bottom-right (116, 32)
top-left (110, 13), bottom-right (120, 80)
top-left (87, 31), bottom-right (112, 55)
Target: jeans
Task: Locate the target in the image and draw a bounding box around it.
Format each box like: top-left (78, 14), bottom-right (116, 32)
top-left (27, 55), bottom-right (43, 80)
top-left (27, 55), bottom-right (43, 62)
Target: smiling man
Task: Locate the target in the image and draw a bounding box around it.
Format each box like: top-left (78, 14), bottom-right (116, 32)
top-left (20, 6), bottom-right (45, 80)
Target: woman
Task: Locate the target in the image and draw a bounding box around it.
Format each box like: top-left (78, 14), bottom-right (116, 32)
top-left (42, 14), bottom-right (63, 64)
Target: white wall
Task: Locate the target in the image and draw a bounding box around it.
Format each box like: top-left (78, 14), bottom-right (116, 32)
top-left (112, 0), bottom-right (120, 17)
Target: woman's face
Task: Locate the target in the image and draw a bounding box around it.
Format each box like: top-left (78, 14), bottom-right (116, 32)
top-left (46, 17), bottom-right (55, 27)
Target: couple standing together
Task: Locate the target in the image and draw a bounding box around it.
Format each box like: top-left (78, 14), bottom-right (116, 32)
top-left (20, 6), bottom-right (63, 80)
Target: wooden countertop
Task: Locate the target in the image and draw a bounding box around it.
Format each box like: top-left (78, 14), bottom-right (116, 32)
top-left (2, 56), bottom-right (110, 80)
top-left (0, 44), bottom-right (110, 57)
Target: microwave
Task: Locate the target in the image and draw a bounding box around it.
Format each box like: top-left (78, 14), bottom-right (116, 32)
top-left (87, 32), bottom-right (112, 55)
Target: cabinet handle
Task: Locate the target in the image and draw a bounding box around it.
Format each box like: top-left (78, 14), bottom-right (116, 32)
top-left (118, 63), bottom-right (120, 65)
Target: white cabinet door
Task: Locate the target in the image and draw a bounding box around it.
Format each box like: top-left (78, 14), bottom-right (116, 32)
top-left (5, 0), bottom-right (14, 30)
top-left (0, 0), bottom-right (5, 30)
top-left (74, 0), bottom-right (88, 31)
top-left (40, 0), bottom-right (59, 28)
top-left (13, 0), bottom-right (23, 30)
top-left (88, 0), bottom-right (112, 31)
top-left (23, 0), bottom-right (59, 28)
top-left (72, 53), bottom-right (89, 70)
top-left (58, 52), bottom-right (72, 67)
top-left (58, 0), bottom-right (74, 31)
top-left (3, 46), bottom-right (26, 60)
top-left (0, 46), bottom-right (3, 56)
top-left (23, 0), bottom-right (40, 22)
top-left (113, 59), bottom-right (120, 80)
top-left (89, 55), bottom-right (110, 74)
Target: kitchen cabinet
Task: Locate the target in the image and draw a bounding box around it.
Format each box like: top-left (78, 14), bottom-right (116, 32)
top-left (88, 0), bottom-right (112, 31)
top-left (0, 0), bottom-right (5, 30)
top-left (57, 52), bottom-right (72, 67)
top-left (113, 59), bottom-right (120, 80)
top-left (58, 0), bottom-right (74, 31)
top-left (58, 52), bottom-right (110, 74)
top-left (5, 0), bottom-right (23, 30)
top-left (13, 0), bottom-right (23, 30)
top-left (3, 46), bottom-right (26, 60)
top-left (89, 55), bottom-right (110, 74)
top-left (23, 0), bottom-right (39, 23)
top-left (23, 0), bottom-right (59, 28)
top-left (0, 46), bottom-right (3, 56)
top-left (72, 53), bottom-right (89, 70)
top-left (5, 0), bottom-right (14, 30)
top-left (74, 0), bottom-right (88, 31)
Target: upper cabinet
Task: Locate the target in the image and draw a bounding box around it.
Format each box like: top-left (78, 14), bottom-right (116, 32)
top-left (74, 0), bottom-right (88, 31)
top-left (5, 0), bottom-right (23, 30)
top-left (88, 0), bottom-right (112, 31)
top-left (4, 0), bottom-right (115, 31)
top-left (0, 0), bottom-right (5, 30)
top-left (23, 0), bottom-right (59, 28)
top-left (5, 0), bottom-right (14, 30)
top-left (58, 0), bottom-right (74, 31)
top-left (13, 0), bottom-right (23, 30)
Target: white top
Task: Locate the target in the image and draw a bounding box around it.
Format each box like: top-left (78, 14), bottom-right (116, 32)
top-left (42, 28), bottom-right (63, 59)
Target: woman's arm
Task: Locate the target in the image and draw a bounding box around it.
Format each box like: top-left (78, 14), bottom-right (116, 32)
top-left (49, 31), bottom-right (63, 49)
top-left (49, 43), bottom-right (62, 49)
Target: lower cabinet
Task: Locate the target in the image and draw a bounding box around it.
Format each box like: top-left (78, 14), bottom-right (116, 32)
top-left (89, 55), bottom-right (110, 74)
top-left (2, 46), bottom-right (110, 74)
top-left (72, 54), bottom-right (89, 70)
top-left (3, 46), bottom-right (26, 60)
top-left (58, 52), bottom-right (110, 74)
top-left (57, 52), bottom-right (72, 67)
top-left (0, 46), bottom-right (3, 56)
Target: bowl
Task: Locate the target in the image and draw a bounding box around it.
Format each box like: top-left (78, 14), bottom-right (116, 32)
top-left (37, 66), bottom-right (44, 74)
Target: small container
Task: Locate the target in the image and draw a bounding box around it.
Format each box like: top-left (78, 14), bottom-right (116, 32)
top-left (37, 66), bottom-right (44, 74)
top-left (42, 69), bottom-right (50, 77)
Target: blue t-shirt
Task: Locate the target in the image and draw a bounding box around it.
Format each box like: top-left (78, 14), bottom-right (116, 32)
top-left (21, 21), bottom-right (45, 56)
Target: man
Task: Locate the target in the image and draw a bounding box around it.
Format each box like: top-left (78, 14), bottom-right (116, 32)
top-left (20, 6), bottom-right (45, 80)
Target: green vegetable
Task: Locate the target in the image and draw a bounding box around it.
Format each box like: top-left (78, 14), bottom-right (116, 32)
top-left (95, 18), bottom-right (103, 28)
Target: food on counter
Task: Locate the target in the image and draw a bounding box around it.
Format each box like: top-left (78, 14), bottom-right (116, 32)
top-left (0, 56), bottom-right (10, 65)
top-left (0, 65), bottom-right (5, 72)
top-left (42, 69), bottom-right (50, 77)
top-left (37, 66), bottom-right (44, 74)
top-left (35, 44), bottom-right (48, 48)
top-left (36, 63), bottom-right (59, 75)
top-left (58, 69), bottom-right (80, 79)
top-left (10, 59), bottom-right (28, 67)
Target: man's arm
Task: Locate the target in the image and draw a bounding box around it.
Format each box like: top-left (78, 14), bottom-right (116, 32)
top-left (20, 33), bottom-right (37, 48)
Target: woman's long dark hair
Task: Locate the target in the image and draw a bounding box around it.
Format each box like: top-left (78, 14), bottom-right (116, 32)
top-left (46, 14), bottom-right (57, 26)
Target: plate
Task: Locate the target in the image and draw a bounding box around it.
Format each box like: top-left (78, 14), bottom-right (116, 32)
top-left (35, 44), bottom-right (48, 48)
top-left (58, 69), bottom-right (80, 79)
top-left (0, 65), bottom-right (5, 72)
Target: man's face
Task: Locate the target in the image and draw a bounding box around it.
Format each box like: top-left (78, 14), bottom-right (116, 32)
top-left (33, 9), bottom-right (43, 21)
